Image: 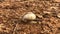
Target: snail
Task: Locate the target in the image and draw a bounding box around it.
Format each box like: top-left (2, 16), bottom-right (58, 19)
top-left (22, 12), bottom-right (36, 22)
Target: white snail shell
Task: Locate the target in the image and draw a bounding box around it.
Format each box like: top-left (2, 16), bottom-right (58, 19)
top-left (23, 12), bottom-right (36, 20)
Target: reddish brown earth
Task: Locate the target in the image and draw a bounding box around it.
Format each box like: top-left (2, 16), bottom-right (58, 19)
top-left (0, 0), bottom-right (60, 34)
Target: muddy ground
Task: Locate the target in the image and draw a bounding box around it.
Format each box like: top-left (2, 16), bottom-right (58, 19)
top-left (0, 0), bottom-right (60, 34)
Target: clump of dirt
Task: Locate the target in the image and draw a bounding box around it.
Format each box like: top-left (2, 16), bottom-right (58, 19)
top-left (0, 0), bottom-right (60, 34)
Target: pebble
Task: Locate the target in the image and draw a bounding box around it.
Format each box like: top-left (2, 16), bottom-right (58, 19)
top-left (38, 21), bottom-right (41, 24)
top-left (36, 14), bottom-right (43, 18)
top-left (55, 0), bottom-right (60, 2)
top-left (22, 12), bottom-right (36, 21)
top-left (57, 13), bottom-right (60, 18)
top-left (43, 11), bottom-right (51, 14)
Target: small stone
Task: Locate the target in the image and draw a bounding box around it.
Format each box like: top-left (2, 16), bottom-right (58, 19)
top-left (57, 13), bottom-right (60, 18)
top-left (36, 14), bottom-right (43, 18)
top-left (43, 11), bottom-right (51, 14)
top-left (22, 12), bottom-right (36, 21)
top-left (38, 21), bottom-right (41, 24)
top-left (55, 0), bottom-right (60, 2)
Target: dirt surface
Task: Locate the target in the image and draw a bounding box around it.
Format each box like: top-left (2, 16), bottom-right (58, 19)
top-left (0, 0), bottom-right (60, 34)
